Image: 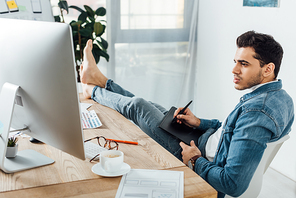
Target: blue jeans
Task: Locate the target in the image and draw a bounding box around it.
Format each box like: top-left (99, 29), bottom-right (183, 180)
top-left (91, 79), bottom-right (183, 160)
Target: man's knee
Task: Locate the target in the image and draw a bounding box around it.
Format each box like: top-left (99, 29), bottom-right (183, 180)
top-left (127, 97), bottom-right (148, 112)
top-left (130, 97), bottom-right (147, 107)
top-left (125, 97), bottom-right (149, 120)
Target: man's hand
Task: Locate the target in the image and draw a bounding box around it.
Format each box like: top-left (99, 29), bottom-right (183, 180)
top-left (173, 107), bottom-right (200, 128)
top-left (180, 140), bottom-right (201, 165)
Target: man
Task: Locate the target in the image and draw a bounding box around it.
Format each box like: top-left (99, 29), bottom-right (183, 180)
top-left (81, 31), bottom-right (294, 198)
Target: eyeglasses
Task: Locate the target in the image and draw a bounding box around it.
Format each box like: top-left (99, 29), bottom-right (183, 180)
top-left (84, 136), bottom-right (119, 162)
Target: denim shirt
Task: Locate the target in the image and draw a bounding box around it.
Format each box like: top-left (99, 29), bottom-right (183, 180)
top-left (194, 79), bottom-right (294, 198)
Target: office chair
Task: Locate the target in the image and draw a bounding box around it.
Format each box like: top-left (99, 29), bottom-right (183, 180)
top-left (225, 134), bottom-right (290, 198)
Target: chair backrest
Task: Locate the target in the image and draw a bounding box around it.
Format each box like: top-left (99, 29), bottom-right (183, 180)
top-left (225, 134), bottom-right (290, 198)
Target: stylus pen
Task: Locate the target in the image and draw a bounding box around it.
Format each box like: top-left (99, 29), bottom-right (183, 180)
top-left (172, 100), bottom-right (193, 123)
top-left (106, 138), bottom-right (138, 145)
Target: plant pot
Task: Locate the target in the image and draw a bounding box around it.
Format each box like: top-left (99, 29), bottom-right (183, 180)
top-left (6, 143), bottom-right (18, 158)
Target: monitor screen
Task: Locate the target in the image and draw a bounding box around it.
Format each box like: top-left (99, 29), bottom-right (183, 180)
top-left (0, 18), bottom-right (85, 172)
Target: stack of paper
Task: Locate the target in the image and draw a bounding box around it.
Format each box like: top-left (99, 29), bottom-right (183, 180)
top-left (116, 169), bottom-right (184, 198)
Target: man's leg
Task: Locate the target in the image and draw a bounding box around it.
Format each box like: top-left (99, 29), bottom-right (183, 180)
top-left (81, 40), bottom-right (168, 115)
top-left (81, 40), bottom-right (182, 160)
top-left (92, 87), bottom-right (182, 159)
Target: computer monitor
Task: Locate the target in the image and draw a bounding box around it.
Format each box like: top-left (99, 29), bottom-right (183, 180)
top-left (0, 18), bottom-right (85, 173)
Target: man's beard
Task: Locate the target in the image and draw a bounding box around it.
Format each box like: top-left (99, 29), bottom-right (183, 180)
top-left (235, 70), bottom-right (263, 90)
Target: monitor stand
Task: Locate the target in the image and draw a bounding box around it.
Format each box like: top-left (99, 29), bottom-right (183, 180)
top-left (0, 82), bottom-right (54, 173)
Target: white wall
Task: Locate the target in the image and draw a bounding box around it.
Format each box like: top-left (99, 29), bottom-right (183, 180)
top-left (196, 0), bottom-right (296, 181)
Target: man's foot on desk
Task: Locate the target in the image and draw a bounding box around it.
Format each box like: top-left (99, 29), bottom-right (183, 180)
top-left (80, 39), bottom-right (108, 88)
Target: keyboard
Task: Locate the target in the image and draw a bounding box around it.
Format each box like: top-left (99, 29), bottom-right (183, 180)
top-left (84, 141), bottom-right (107, 161)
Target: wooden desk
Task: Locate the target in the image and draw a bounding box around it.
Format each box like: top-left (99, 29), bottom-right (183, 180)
top-left (0, 96), bottom-right (217, 198)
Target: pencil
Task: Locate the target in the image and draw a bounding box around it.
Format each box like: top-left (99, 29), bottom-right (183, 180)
top-left (106, 138), bottom-right (138, 145)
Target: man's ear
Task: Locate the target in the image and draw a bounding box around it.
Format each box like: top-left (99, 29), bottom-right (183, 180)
top-left (263, 63), bottom-right (275, 78)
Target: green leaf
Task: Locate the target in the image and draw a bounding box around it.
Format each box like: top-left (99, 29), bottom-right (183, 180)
top-left (84, 5), bottom-right (95, 18)
top-left (95, 7), bottom-right (106, 16)
top-left (98, 49), bottom-right (109, 62)
top-left (54, 15), bottom-right (61, 22)
top-left (58, 1), bottom-right (68, 13)
top-left (82, 37), bottom-right (89, 44)
top-left (72, 32), bottom-right (79, 41)
top-left (88, 16), bottom-right (95, 23)
top-left (79, 28), bottom-right (93, 37)
top-left (101, 37), bottom-right (108, 49)
top-left (7, 136), bottom-right (18, 147)
top-left (85, 21), bottom-right (95, 30)
top-left (95, 25), bottom-right (105, 37)
top-left (93, 46), bottom-right (109, 62)
top-left (69, 5), bottom-right (85, 13)
top-left (75, 53), bottom-right (81, 62)
top-left (97, 37), bottom-right (108, 50)
top-left (70, 20), bottom-right (82, 26)
top-left (70, 26), bottom-right (78, 32)
top-left (91, 45), bottom-right (100, 63)
top-left (70, 20), bottom-right (82, 32)
top-left (97, 41), bottom-right (106, 51)
top-left (94, 22), bottom-right (104, 37)
top-left (80, 35), bottom-right (92, 41)
top-left (93, 52), bottom-right (100, 63)
top-left (78, 12), bottom-right (88, 23)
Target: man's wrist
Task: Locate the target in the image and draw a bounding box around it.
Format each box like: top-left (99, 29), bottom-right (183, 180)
top-left (188, 154), bottom-right (202, 170)
top-left (194, 117), bottom-right (201, 128)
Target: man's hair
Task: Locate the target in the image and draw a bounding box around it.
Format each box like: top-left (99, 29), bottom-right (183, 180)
top-left (236, 31), bottom-right (283, 79)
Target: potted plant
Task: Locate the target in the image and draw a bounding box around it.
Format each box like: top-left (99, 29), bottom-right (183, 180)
top-left (54, 0), bottom-right (109, 82)
top-left (6, 136), bottom-right (18, 158)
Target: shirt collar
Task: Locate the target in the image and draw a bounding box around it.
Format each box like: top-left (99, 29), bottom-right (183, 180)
top-left (248, 79), bottom-right (278, 92)
top-left (241, 79), bottom-right (282, 102)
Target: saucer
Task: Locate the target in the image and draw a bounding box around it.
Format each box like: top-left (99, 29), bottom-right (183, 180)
top-left (91, 162), bottom-right (131, 177)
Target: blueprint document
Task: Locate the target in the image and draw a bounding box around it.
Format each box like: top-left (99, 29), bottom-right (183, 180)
top-left (81, 110), bottom-right (102, 129)
top-left (116, 169), bottom-right (184, 198)
top-left (80, 103), bottom-right (102, 129)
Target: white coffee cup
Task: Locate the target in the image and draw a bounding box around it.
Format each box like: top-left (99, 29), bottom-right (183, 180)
top-left (100, 150), bottom-right (124, 173)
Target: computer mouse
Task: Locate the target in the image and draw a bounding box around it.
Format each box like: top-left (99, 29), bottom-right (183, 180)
top-left (29, 137), bottom-right (43, 144)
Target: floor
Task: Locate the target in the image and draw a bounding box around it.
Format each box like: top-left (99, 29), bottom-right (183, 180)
top-left (259, 167), bottom-right (296, 198)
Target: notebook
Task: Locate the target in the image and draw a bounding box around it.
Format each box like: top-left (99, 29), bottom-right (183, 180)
top-left (158, 106), bottom-right (201, 145)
